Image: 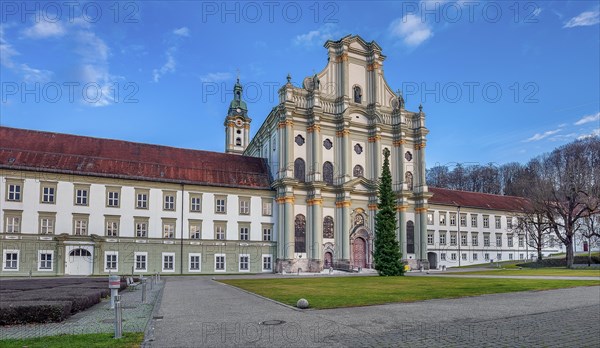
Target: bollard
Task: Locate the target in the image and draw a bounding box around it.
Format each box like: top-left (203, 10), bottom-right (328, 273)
top-left (108, 275), bottom-right (120, 309)
top-left (141, 278), bottom-right (147, 303)
top-left (114, 295), bottom-right (123, 339)
top-left (157, 273), bottom-right (160, 282)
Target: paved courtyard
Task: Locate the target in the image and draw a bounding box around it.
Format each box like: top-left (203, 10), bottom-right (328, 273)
top-left (147, 276), bottom-right (600, 347)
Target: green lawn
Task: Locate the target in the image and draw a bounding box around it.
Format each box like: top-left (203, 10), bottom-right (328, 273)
top-left (219, 276), bottom-right (600, 309)
top-left (446, 267), bottom-right (600, 277)
top-left (0, 332), bottom-right (144, 348)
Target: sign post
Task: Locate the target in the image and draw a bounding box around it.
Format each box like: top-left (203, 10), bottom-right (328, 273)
top-left (109, 275), bottom-right (120, 309)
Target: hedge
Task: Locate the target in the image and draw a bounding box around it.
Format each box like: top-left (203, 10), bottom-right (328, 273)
top-left (0, 301), bottom-right (72, 325)
top-left (518, 255), bottom-right (600, 268)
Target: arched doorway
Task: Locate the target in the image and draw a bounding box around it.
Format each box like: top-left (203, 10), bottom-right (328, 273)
top-left (66, 247), bottom-right (93, 275)
top-left (324, 252), bottom-right (333, 268)
top-left (353, 237), bottom-right (366, 268)
top-left (427, 252), bottom-right (438, 269)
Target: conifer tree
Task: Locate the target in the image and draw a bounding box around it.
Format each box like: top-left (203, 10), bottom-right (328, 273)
top-left (373, 148), bottom-right (404, 276)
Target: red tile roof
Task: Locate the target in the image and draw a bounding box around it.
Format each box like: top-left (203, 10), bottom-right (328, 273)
top-left (429, 187), bottom-right (531, 212)
top-left (0, 127), bottom-right (272, 190)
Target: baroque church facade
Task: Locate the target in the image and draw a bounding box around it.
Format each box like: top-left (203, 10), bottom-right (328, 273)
top-left (241, 35), bottom-right (431, 271)
top-left (0, 35), bottom-right (539, 276)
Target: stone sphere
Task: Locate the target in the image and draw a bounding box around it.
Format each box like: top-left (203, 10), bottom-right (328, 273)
top-left (296, 298), bottom-right (309, 309)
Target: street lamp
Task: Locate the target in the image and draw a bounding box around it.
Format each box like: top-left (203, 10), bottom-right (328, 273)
top-left (457, 205), bottom-right (461, 267)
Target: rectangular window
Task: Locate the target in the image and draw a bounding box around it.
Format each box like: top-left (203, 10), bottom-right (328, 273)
top-left (460, 214), bottom-right (467, 227)
top-left (190, 223), bottom-right (201, 239)
top-left (215, 254), bottom-right (225, 272)
top-left (189, 254), bottom-right (201, 272)
top-left (262, 227), bottom-right (272, 241)
top-left (135, 253), bottom-right (147, 271)
top-left (38, 251), bottom-right (53, 271)
top-left (519, 253), bottom-right (524, 260)
top-left (484, 234), bottom-right (490, 247)
top-left (461, 234), bottom-right (468, 246)
top-left (215, 224), bottom-right (225, 240)
top-left (461, 253), bottom-right (467, 261)
top-left (106, 219), bottom-right (119, 237)
top-left (507, 218), bottom-right (513, 229)
top-left (440, 253), bottom-right (446, 261)
top-left (507, 236), bottom-right (514, 247)
top-left (262, 199), bottom-right (273, 216)
top-left (439, 212), bottom-right (447, 226)
top-left (484, 253), bottom-right (490, 261)
top-left (472, 233), bottom-right (479, 246)
top-left (190, 194), bottom-right (202, 212)
top-left (473, 253), bottom-right (478, 260)
top-left (495, 216), bottom-right (501, 229)
top-left (450, 213), bottom-right (456, 226)
top-left (3, 250), bottom-right (19, 271)
top-left (509, 253), bottom-right (513, 260)
top-left (136, 191), bottom-right (148, 209)
top-left (518, 235), bottom-right (524, 247)
top-left (73, 216), bottom-right (89, 235)
top-left (5, 214), bottom-right (21, 233)
top-left (163, 222), bottom-right (175, 239)
top-left (427, 212), bottom-right (434, 225)
top-left (75, 187), bottom-right (89, 206)
top-left (162, 253), bottom-right (175, 272)
top-left (39, 216), bottom-right (55, 234)
top-left (6, 181), bottom-right (23, 201)
top-left (215, 196), bottom-right (226, 214)
top-left (483, 216), bottom-right (490, 228)
top-left (41, 185), bottom-right (56, 204)
top-left (427, 233), bottom-right (434, 245)
top-left (496, 234), bottom-right (502, 247)
top-left (439, 232), bottom-right (446, 245)
top-left (471, 214), bottom-right (478, 227)
top-left (107, 189), bottom-right (120, 207)
top-left (239, 198), bottom-right (250, 215)
top-left (135, 221), bottom-right (148, 238)
top-left (450, 233), bottom-right (457, 246)
top-left (262, 255), bottom-right (272, 271)
top-left (239, 227), bottom-right (249, 241)
top-left (497, 253), bottom-right (502, 261)
top-left (105, 252), bottom-right (118, 272)
top-left (451, 253), bottom-right (457, 260)
top-left (163, 193), bottom-right (175, 211)
top-left (239, 254), bottom-right (249, 272)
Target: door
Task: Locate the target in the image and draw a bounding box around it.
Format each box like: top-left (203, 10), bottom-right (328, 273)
top-left (427, 252), bottom-right (438, 269)
top-left (353, 237), bottom-right (366, 269)
top-left (324, 252), bottom-right (333, 268)
top-left (66, 248), bottom-right (93, 275)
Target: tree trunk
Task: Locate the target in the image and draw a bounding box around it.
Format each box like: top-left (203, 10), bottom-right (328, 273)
top-left (566, 241), bottom-right (574, 268)
top-left (588, 237), bottom-right (592, 267)
top-left (537, 247), bottom-right (543, 261)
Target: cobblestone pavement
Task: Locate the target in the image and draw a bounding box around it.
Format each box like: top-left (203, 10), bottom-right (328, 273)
top-left (0, 278), bottom-right (164, 340)
top-left (148, 276), bottom-right (600, 347)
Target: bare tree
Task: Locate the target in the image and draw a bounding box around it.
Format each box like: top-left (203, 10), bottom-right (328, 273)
top-left (531, 137), bottom-right (600, 268)
top-left (579, 211), bottom-right (600, 266)
top-left (512, 211), bottom-right (552, 261)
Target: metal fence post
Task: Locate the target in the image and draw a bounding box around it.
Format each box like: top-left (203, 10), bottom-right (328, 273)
top-left (114, 295), bottom-right (123, 339)
top-left (141, 278), bottom-right (147, 303)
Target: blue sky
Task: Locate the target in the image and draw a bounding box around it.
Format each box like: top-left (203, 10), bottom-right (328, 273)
top-left (1, 0), bottom-right (599, 168)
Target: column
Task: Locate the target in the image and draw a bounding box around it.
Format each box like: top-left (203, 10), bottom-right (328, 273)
top-left (310, 197), bottom-right (323, 267)
top-left (397, 205), bottom-right (407, 258)
top-left (419, 207), bottom-right (428, 261)
top-left (340, 199), bottom-right (351, 261)
top-left (284, 195), bottom-right (294, 260)
top-left (285, 119), bottom-right (294, 178)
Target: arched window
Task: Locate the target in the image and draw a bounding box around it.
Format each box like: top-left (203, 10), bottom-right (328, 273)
top-left (294, 158), bottom-right (305, 182)
top-left (353, 86), bottom-right (362, 103)
top-left (235, 138), bottom-right (242, 146)
top-left (323, 161), bottom-right (334, 185)
top-left (295, 214), bottom-right (306, 253)
top-left (407, 221), bottom-right (415, 254)
top-left (353, 165), bottom-right (364, 178)
top-left (405, 171), bottom-right (413, 190)
top-left (323, 216), bottom-right (334, 239)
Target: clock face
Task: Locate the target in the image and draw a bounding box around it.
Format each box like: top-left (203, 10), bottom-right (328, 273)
top-left (236, 107), bottom-right (241, 113)
top-left (235, 119), bottom-right (243, 127)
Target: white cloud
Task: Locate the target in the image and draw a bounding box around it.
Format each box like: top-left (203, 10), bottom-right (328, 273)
top-left (574, 112), bottom-right (600, 125)
top-left (533, 8), bottom-right (542, 17)
top-left (578, 128), bottom-right (600, 140)
top-left (20, 63), bottom-right (52, 83)
top-left (389, 14), bottom-right (433, 47)
top-left (0, 28), bottom-right (19, 68)
top-left (1, 26), bottom-right (53, 82)
top-left (294, 24), bottom-right (338, 47)
top-left (563, 9), bottom-right (600, 28)
top-left (152, 48), bottom-right (177, 82)
top-left (173, 27), bottom-right (190, 37)
top-left (525, 128), bottom-right (561, 142)
top-left (22, 19), bottom-right (65, 39)
top-left (199, 72), bottom-right (232, 83)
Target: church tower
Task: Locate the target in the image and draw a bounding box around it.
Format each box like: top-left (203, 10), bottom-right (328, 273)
top-left (224, 78), bottom-right (251, 154)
